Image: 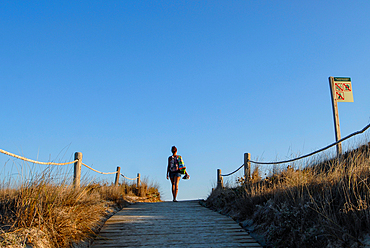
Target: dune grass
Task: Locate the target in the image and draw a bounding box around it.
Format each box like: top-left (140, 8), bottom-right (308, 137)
top-left (0, 169), bottom-right (161, 248)
top-left (205, 141), bottom-right (370, 247)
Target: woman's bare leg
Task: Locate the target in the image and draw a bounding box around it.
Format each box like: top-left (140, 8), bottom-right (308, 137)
top-left (170, 176), bottom-right (180, 201)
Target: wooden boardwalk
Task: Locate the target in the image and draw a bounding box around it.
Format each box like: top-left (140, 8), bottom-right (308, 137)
top-left (91, 200), bottom-right (261, 247)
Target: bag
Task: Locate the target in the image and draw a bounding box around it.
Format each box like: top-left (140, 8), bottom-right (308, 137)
top-left (177, 156), bottom-right (186, 174)
top-left (182, 174), bottom-right (190, 180)
top-left (169, 155), bottom-right (179, 172)
top-left (170, 155), bottom-right (186, 174)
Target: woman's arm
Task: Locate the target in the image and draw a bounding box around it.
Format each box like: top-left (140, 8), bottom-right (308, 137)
top-left (166, 156), bottom-right (171, 179)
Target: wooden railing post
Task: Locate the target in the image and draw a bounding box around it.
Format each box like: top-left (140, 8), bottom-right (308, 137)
top-left (217, 169), bottom-right (223, 189)
top-left (244, 153), bottom-right (251, 184)
top-left (137, 173), bottom-right (141, 188)
top-left (114, 166), bottom-right (121, 186)
top-left (73, 152), bottom-right (82, 189)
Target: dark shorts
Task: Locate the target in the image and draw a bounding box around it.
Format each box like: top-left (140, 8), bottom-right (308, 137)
top-left (169, 171), bottom-right (182, 179)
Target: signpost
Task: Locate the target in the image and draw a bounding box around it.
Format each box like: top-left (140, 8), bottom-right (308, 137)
top-left (333, 77), bottom-right (354, 102)
top-left (329, 77), bottom-right (354, 157)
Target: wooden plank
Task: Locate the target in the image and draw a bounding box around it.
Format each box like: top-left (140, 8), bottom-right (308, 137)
top-left (91, 200), bottom-right (261, 247)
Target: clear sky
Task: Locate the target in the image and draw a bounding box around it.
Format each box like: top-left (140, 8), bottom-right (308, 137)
top-left (1, 1), bottom-right (370, 201)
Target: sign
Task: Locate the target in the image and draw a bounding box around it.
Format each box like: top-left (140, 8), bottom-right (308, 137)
top-left (333, 77), bottom-right (354, 102)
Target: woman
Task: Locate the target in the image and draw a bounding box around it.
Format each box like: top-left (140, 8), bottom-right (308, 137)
top-left (166, 146), bottom-right (189, 202)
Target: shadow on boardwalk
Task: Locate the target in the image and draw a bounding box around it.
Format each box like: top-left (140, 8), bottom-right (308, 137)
top-left (91, 200), bottom-right (261, 247)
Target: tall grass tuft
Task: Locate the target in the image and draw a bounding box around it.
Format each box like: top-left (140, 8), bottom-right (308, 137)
top-left (0, 168), bottom-right (161, 247)
top-left (206, 142), bottom-right (370, 247)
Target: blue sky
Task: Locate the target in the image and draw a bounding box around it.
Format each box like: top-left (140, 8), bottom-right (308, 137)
top-left (1, 1), bottom-right (370, 200)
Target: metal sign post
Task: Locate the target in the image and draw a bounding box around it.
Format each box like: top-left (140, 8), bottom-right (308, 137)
top-left (328, 77), bottom-right (354, 157)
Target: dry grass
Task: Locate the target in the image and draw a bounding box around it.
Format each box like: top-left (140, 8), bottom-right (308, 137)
top-left (0, 170), bottom-right (161, 247)
top-left (206, 142), bottom-right (370, 247)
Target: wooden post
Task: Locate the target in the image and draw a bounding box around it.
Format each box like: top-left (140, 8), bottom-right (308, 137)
top-left (73, 152), bottom-right (82, 189)
top-left (217, 169), bottom-right (223, 189)
top-left (244, 153), bottom-right (251, 184)
top-left (137, 173), bottom-right (141, 188)
top-left (114, 166), bottom-right (121, 186)
top-left (329, 76), bottom-right (342, 156)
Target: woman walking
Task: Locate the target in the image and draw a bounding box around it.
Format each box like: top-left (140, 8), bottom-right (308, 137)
top-left (166, 146), bottom-right (189, 202)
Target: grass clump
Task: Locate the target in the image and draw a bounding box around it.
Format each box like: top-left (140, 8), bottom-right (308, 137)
top-left (0, 170), bottom-right (161, 247)
top-left (205, 142), bottom-right (370, 248)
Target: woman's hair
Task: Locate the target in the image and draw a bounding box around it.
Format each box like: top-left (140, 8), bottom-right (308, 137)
top-left (171, 146), bottom-right (177, 154)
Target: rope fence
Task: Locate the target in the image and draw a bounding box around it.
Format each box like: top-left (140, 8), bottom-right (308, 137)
top-left (0, 149), bottom-right (140, 188)
top-left (0, 149), bottom-right (77, 165)
top-left (121, 174), bottom-right (139, 180)
top-left (216, 123), bottom-right (370, 189)
top-left (221, 164), bottom-right (244, 177)
top-left (249, 123), bottom-right (370, 165)
top-left (82, 162), bottom-right (117, 175)
top-left (121, 173), bottom-right (141, 188)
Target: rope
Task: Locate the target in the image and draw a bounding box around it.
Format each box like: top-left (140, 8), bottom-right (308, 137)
top-left (249, 123), bottom-right (370, 165)
top-left (121, 174), bottom-right (139, 180)
top-left (221, 164), bottom-right (244, 177)
top-left (220, 122), bottom-right (370, 176)
top-left (81, 163), bottom-right (118, 175)
top-left (0, 149), bottom-right (78, 165)
top-left (1, 148), bottom-right (119, 175)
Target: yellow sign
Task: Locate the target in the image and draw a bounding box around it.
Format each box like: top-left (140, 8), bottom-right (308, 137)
top-left (334, 77), bottom-right (353, 102)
